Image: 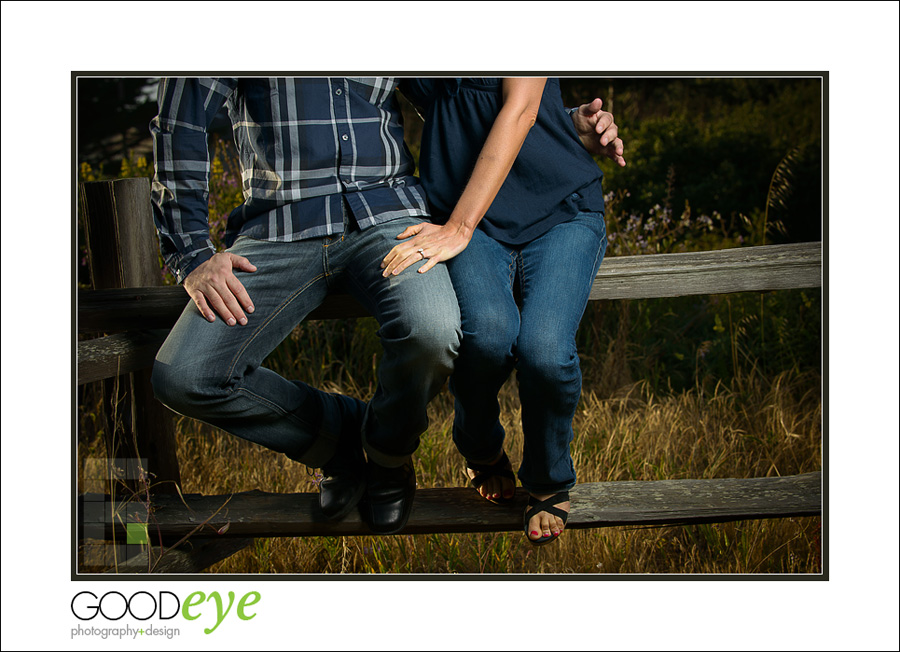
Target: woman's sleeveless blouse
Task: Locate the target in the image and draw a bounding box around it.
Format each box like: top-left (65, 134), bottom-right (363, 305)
top-left (404, 77), bottom-right (605, 245)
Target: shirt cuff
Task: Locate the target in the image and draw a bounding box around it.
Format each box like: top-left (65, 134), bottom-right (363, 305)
top-left (175, 248), bottom-right (215, 285)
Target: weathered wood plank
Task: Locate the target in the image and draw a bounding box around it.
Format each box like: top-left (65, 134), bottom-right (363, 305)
top-left (77, 242), bottom-right (822, 381)
top-left (97, 538), bottom-right (253, 574)
top-left (83, 472), bottom-right (821, 539)
top-left (78, 287), bottom-right (190, 333)
top-left (78, 287), bottom-right (369, 333)
top-left (590, 241), bottom-right (821, 300)
top-left (80, 178), bottom-right (164, 290)
top-left (78, 242), bottom-right (822, 333)
top-left (78, 330), bottom-right (170, 385)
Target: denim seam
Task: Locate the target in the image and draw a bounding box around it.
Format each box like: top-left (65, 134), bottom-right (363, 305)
top-left (223, 272), bottom-right (328, 384)
top-left (589, 234), bottom-right (608, 288)
top-left (341, 273), bottom-right (377, 317)
top-left (341, 260), bottom-right (408, 319)
top-left (233, 386), bottom-right (320, 431)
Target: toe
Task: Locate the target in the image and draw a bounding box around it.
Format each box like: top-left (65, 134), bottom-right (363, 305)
top-left (466, 453), bottom-right (516, 504)
top-left (526, 495), bottom-right (570, 541)
top-left (551, 515), bottom-right (563, 536)
top-left (540, 513), bottom-right (553, 538)
top-left (489, 477), bottom-right (501, 501)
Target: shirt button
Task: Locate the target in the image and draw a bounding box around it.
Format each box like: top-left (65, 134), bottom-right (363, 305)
top-left (341, 134), bottom-right (349, 141)
top-left (335, 88), bottom-right (342, 96)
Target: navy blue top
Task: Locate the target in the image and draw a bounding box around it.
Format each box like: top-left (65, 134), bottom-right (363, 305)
top-left (402, 78), bottom-right (605, 245)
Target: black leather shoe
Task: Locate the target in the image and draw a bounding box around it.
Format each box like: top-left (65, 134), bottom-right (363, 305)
top-left (319, 395), bottom-right (367, 521)
top-left (360, 458), bottom-right (416, 535)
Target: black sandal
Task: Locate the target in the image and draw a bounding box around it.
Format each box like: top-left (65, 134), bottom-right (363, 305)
top-left (465, 451), bottom-right (517, 505)
top-left (523, 491), bottom-right (570, 546)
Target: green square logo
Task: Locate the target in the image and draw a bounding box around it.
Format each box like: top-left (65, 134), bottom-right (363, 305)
top-left (126, 522), bottom-right (148, 545)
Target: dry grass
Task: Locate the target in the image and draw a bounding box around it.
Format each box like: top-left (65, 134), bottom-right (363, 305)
top-left (79, 364), bottom-right (821, 575)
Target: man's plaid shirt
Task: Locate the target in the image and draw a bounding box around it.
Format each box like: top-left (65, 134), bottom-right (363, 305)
top-left (150, 77), bottom-right (429, 282)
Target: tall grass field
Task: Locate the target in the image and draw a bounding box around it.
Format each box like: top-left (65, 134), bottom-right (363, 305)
top-left (78, 304), bottom-right (821, 574)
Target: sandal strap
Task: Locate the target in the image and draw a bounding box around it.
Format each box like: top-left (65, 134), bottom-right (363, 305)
top-left (466, 452), bottom-right (515, 489)
top-left (524, 491), bottom-right (570, 524)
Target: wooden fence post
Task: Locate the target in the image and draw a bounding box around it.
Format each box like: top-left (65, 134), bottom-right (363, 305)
top-left (80, 178), bottom-right (181, 495)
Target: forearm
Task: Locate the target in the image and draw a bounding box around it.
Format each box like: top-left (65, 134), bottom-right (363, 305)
top-left (443, 78), bottom-right (546, 235)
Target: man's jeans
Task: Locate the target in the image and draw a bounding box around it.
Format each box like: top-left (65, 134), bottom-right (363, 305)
top-left (151, 216), bottom-right (461, 469)
top-left (447, 210), bottom-right (607, 494)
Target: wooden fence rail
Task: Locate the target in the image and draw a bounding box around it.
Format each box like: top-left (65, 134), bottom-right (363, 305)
top-left (84, 472), bottom-right (821, 540)
top-left (77, 241), bottom-right (822, 385)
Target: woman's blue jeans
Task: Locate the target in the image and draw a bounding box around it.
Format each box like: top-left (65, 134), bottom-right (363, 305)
top-left (151, 216), bottom-right (461, 469)
top-left (447, 210), bottom-right (607, 494)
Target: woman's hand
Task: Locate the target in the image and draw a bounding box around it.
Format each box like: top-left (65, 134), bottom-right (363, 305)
top-left (381, 222), bottom-right (474, 276)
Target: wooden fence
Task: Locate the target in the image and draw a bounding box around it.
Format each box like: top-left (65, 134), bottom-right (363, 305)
top-left (77, 177), bottom-right (823, 573)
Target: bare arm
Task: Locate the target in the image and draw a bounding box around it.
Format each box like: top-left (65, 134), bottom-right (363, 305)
top-left (381, 77), bottom-right (547, 276)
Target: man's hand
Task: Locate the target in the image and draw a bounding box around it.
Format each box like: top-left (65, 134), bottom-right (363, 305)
top-left (572, 98), bottom-right (626, 167)
top-left (184, 252), bottom-right (257, 325)
top-left (381, 222), bottom-right (473, 277)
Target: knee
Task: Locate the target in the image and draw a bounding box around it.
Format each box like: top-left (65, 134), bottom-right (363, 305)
top-left (407, 314), bottom-right (462, 365)
top-left (150, 360), bottom-right (187, 413)
top-left (384, 285), bottom-right (462, 361)
top-left (151, 359), bottom-right (221, 416)
top-left (516, 335), bottom-right (580, 387)
top-left (459, 308), bottom-right (519, 368)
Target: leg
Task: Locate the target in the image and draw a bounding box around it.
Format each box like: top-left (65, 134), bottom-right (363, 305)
top-left (515, 211), bottom-right (607, 540)
top-left (151, 235), bottom-right (354, 469)
top-left (446, 229), bottom-right (520, 502)
top-left (334, 217), bottom-right (462, 466)
top-left (326, 217), bottom-right (462, 533)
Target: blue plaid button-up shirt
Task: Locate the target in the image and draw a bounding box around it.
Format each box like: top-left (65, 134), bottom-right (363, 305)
top-left (150, 77), bottom-right (429, 283)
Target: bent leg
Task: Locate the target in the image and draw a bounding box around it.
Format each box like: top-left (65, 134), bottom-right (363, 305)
top-left (151, 236), bottom-right (346, 468)
top-left (336, 218), bottom-right (462, 467)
